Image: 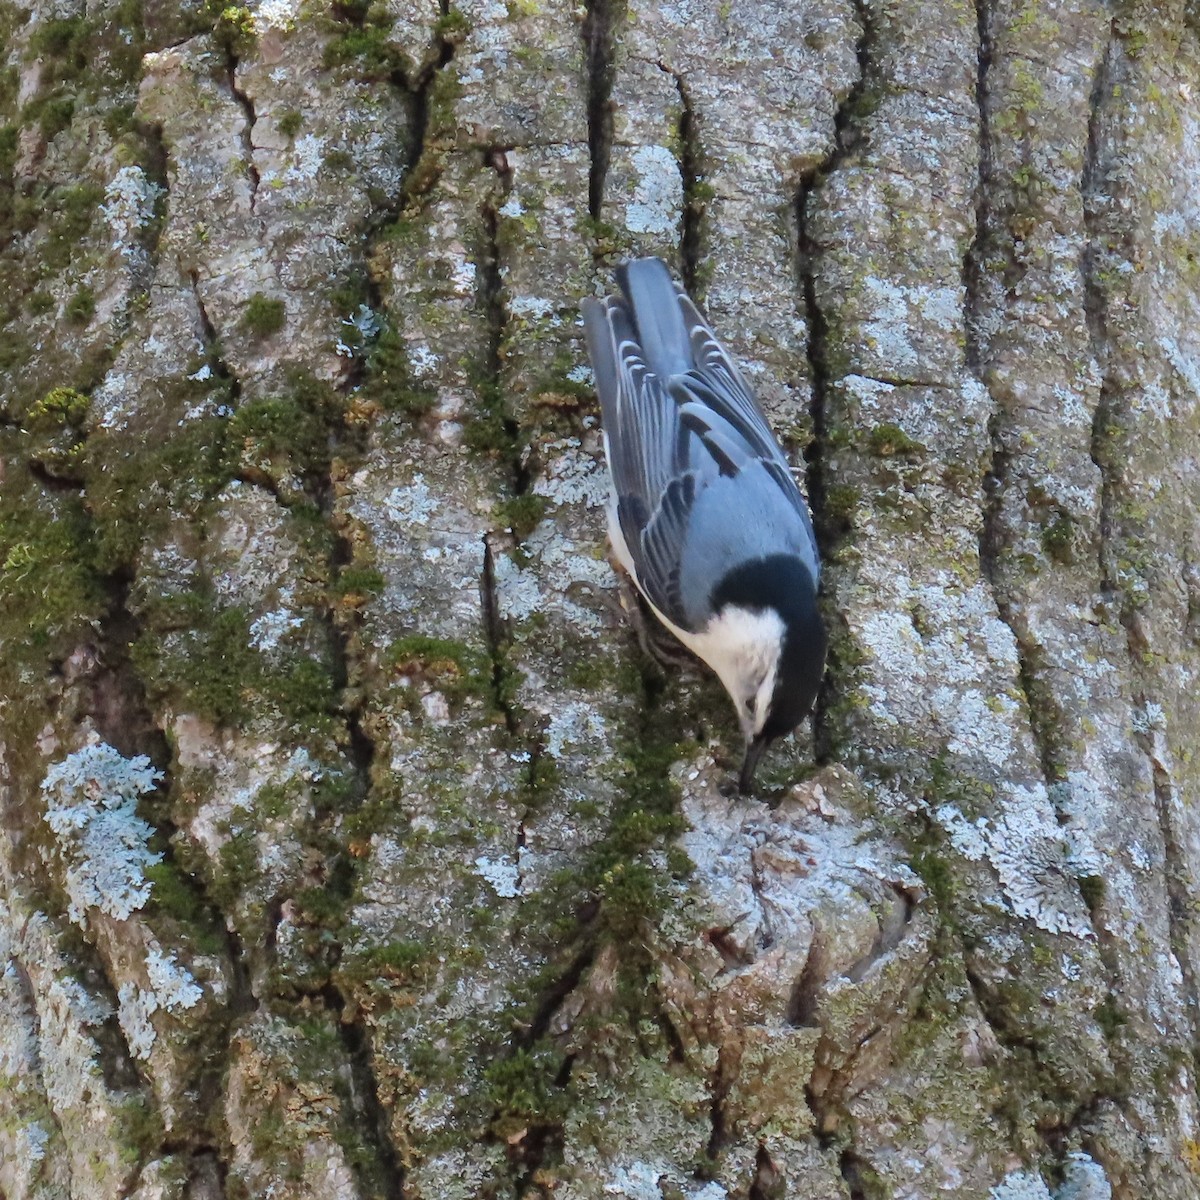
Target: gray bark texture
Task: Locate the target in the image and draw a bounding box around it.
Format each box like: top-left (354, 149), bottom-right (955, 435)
top-left (0, 0), bottom-right (1198, 1196)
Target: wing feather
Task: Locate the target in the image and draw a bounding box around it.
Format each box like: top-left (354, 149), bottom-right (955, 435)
top-left (583, 259), bottom-right (819, 630)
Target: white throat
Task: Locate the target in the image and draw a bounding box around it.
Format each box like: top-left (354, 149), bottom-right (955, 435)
top-left (675, 604), bottom-right (785, 738)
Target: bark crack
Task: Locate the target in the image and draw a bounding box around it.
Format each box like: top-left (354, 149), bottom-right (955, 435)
top-left (1128, 691), bottom-right (1200, 1083)
top-left (225, 65), bottom-right (259, 210)
top-left (1087, 19), bottom-right (1200, 1060)
top-left (966, 0), bottom-right (1072, 810)
top-left (1082, 26), bottom-right (1119, 602)
top-left (657, 62), bottom-right (705, 293)
top-left (795, 0), bottom-right (872, 762)
top-left (480, 533), bottom-right (521, 737)
top-left (583, 0), bottom-right (622, 220)
top-left (187, 269), bottom-right (242, 407)
top-left (322, 985), bottom-right (406, 1199)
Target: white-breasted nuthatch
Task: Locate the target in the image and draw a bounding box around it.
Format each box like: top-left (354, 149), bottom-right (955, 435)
top-left (582, 257), bottom-right (827, 793)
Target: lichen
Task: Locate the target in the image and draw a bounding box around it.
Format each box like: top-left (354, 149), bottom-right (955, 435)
top-left (117, 945), bottom-right (203, 1061)
top-left (41, 740), bottom-right (163, 926)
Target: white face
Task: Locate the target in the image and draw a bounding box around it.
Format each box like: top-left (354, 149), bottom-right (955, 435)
top-left (681, 605), bottom-right (785, 741)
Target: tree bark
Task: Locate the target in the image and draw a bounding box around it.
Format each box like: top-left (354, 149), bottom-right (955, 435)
top-left (0, 0), bottom-right (1197, 1196)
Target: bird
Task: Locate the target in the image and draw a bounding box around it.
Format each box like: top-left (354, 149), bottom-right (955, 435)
top-left (581, 257), bottom-right (828, 793)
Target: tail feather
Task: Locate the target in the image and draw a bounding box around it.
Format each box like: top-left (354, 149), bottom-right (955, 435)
top-left (615, 258), bottom-right (692, 378)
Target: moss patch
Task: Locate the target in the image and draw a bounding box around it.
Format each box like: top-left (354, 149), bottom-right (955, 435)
top-left (240, 292), bottom-right (287, 339)
top-left (132, 590), bottom-right (339, 735)
top-left (0, 460), bottom-right (103, 659)
top-left (361, 324), bottom-right (437, 416)
top-left (322, 0), bottom-right (410, 78)
top-left (65, 285), bottom-right (95, 325)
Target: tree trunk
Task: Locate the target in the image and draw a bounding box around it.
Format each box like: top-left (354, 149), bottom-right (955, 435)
top-left (1, 0), bottom-right (1197, 1196)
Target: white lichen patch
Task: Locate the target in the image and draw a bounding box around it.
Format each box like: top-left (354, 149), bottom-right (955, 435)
top-left (343, 304), bottom-right (382, 342)
top-left (990, 1169), bottom-right (1052, 1200)
top-left (117, 982), bottom-right (157, 1061)
top-left (41, 741), bottom-right (162, 926)
top-left (934, 803), bottom-right (988, 861)
top-left (532, 438), bottom-right (609, 508)
top-left (473, 855), bottom-right (520, 898)
top-left (1058, 1151), bottom-right (1111, 1200)
top-left (861, 277), bottom-right (921, 371)
top-left (101, 166), bottom-right (163, 258)
top-left (383, 475), bottom-right (439, 526)
top-left (409, 342), bottom-right (440, 378)
top-left (249, 604), bottom-right (304, 654)
top-left (255, 0), bottom-right (300, 30)
top-left (493, 551), bottom-right (542, 620)
top-left (842, 373), bottom-right (896, 412)
top-left (991, 781), bottom-right (1097, 937)
top-left (603, 1160), bottom-right (667, 1199)
top-left (624, 145), bottom-right (681, 235)
top-left (545, 700), bottom-right (608, 759)
top-left (509, 294), bottom-right (559, 325)
top-left (21, 1121), bottom-right (49, 1162)
top-left (37, 965), bottom-right (112, 1113)
top-left (287, 133), bottom-right (324, 182)
top-left (145, 946), bottom-right (203, 1011)
top-left (118, 945), bottom-right (203, 1061)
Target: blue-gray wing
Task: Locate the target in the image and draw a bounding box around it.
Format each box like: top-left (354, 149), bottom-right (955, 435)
top-left (582, 258), bottom-right (819, 630)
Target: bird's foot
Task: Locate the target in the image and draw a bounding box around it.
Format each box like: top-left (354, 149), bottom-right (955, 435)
top-left (567, 566), bottom-right (698, 671)
top-left (613, 573), bottom-right (698, 671)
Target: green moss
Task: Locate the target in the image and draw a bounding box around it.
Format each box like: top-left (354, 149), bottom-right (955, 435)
top-left (362, 325), bottom-right (436, 415)
top-left (29, 16), bottom-right (80, 59)
top-left (143, 860), bottom-right (226, 954)
top-left (482, 1046), bottom-right (569, 1138)
top-left (102, 101), bottom-right (137, 141)
top-left (276, 108), bottom-right (303, 138)
top-left (0, 122), bottom-right (16, 175)
top-left (44, 183), bottom-right (104, 270)
top-left (334, 565), bottom-right (384, 597)
top-left (322, 2), bottom-right (408, 78)
top-left (206, 1), bottom-right (257, 56)
top-left (825, 483), bottom-right (861, 526)
top-left (322, 147), bottom-right (353, 171)
top-left (227, 387), bottom-right (335, 486)
top-left (65, 285), bottom-right (95, 325)
top-left (115, 1094), bottom-right (165, 1165)
top-left (133, 585), bottom-right (339, 735)
top-left (0, 471), bottom-right (102, 658)
top-left (1077, 873), bottom-right (1105, 908)
top-left (910, 845), bottom-right (957, 916)
top-left (338, 938), bottom-right (433, 991)
top-left (1094, 995), bottom-right (1127, 1039)
top-left (866, 423), bottom-right (924, 458)
top-left (275, 656), bottom-right (339, 731)
top-left (86, 413), bottom-right (234, 569)
top-left (33, 94), bottom-right (75, 140)
top-left (133, 598), bottom-right (259, 724)
top-left (240, 292), bottom-right (286, 338)
top-left (210, 829), bottom-right (261, 909)
top-left (434, 7), bottom-right (471, 41)
top-left (527, 683), bottom-right (691, 949)
top-left (496, 494), bottom-right (548, 539)
top-left (27, 290), bottom-right (54, 315)
top-left (388, 634), bottom-right (490, 706)
top-left (1040, 511), bottom-right (1075, 564)
top-left (26, 386), bottom-right (88, 431)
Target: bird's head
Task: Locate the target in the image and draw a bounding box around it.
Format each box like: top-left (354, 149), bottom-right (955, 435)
top-left (706, 556), bottom-right (827, 794)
